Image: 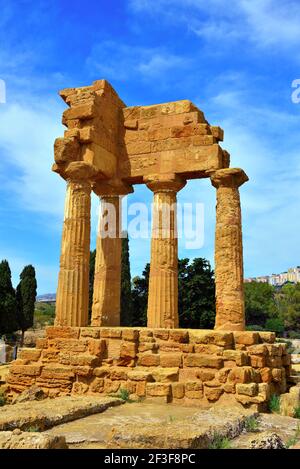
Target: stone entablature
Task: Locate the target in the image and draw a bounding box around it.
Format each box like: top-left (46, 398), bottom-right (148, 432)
top-left (6, 327), bottom-right (290, 411)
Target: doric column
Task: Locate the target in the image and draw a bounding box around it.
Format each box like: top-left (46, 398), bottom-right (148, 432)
top-left (210, 168), bottom-right (249, 331)
top-left (146, 174), bottom-right (186, 328)
top-left (91, 181), bottom-right (133, 326)
top-left (55, 164), bottom-right (93, 327)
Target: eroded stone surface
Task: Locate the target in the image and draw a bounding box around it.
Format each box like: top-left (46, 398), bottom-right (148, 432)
top-left (0, 395), bottom-right (122, 431)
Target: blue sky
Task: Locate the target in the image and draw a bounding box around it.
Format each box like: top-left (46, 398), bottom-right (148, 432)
top-left (0, 0), bottom-right (299, 294)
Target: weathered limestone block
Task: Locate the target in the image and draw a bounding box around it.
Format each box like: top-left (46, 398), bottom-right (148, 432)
top-left (189, 330), bottom-right (233, 347)
top-left (223, 350), bottom-right (249, 366)
top-left (210, 168), bottom-right (248, 331)
top-left (80, 328), bottom-right (100, 338)
top-left (194, 344), bottom-right (224, 355)
top-left (100, 328), bottom-right (122, 339)
top-left (90, 378), bottom-right (104, 393)
top-left (122, 329), bottom-right (139, 341)
top-left (185, 381), bottom-right (203, 399)
top-left (228, 366), bottom-right (255, 384)
top-left (159, 352), bottom-right (182, 368)
top-left (184, 354), bottom-right (223, 369)
top-left (197, 369), bottom-right (216, 382)
top-left (40, 365), bottom-right (74, 381)
top-left (120, 341), bottom-right (137, 359)
top-left (151, 368), bottom-right (179, 383)
top-left (153, 329), bottom-right (169, 340)
top-left (10, 365), bottom-right (42, 377)
top-left (280, 386), bottom-right (300, 417)
top-left (171, 382), bottom-right (185, 399)
top-left (236, 383), bottom-right (258, 397)
top-left (72, 382), bottom-right (89, 395)
top-left (18, 348), bottom-right (42, 362)
top-left (54, 136), bottom-right (80, 164)
top-left (258, 332), bottom-right (276, 343)
top-left (204, 386), bottom-right (223, 401)
top-left (46, 327), bottom-right (80, 339)
top-left (146, 383), bottom-right (171, 397)
top-left (157, 341), bottom-right (182, 352)
top-left (250, 356), bottom-right (266, 368)
top-left (127, 370), bottom-right (153, 382)
top-left (48, 338), bottom-right (88, 353)
top-left (234, 331), bottom-right (259, 345)
top-left (137, 353), bottom-right (160, 367)
top-left (0, 430), bottom-right (68, 449)
top-left (146, 175), bottom-right (186, 328)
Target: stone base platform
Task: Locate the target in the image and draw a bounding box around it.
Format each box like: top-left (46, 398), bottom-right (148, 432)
top-left (6, 327), bottom-right (291, 411)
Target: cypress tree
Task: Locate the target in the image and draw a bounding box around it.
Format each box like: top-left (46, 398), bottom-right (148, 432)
top-left (132, 263), bottom-right (150, 327)
top-left (120, 233), bottom-right (133, 326)
top-left (16, 265), bottom-right (37, 345)
top-left (0, 260), bottom-right (17, 337)
top-left (89, 249), bottom-right (96, 320)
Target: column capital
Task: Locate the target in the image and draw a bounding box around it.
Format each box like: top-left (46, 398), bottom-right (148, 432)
top-left (64, 161), bottom-right (97, 184)
top-left (145, 173), bottom-right (186, 193)
top-left (208, 168), bottom-right (248, 189)
top-left (93, 179), bottom-right (133, 197)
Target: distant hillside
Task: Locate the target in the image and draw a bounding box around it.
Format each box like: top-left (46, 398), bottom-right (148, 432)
top-left (36, 293), bottom-right (56, 303)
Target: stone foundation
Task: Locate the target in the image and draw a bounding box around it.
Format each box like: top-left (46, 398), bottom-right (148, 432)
top-left (6, 327), bottom-right (291, 410)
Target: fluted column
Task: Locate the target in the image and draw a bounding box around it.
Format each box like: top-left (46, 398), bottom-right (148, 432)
top-left (55, 179), bottom-right (91, 327)
top-left (146, 175), bottom-right (186, 328)
top-left (91, 182), bottom-right (133, 326)
top-left (210, 168), bottom-right (249, 331)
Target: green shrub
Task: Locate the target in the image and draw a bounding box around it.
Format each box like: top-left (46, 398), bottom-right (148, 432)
top-left (268, 394), bottom-right (281, 413)
top-left (208, 432), bottom-right (231, 449)
top-left (265, 318), bottom-right (284, 335)
top-left (244, 415), bottom-right (259, 432)
top-left (118, 388), bottom-right (130, 402)
top-left (294, 407), bottom-right (300, 419)
top-left (246, 325), bottom-right (265, 331)
top-left (288, 331), bottom-right (300, 340)
top-left (25, 425), bottom-right (40, 432)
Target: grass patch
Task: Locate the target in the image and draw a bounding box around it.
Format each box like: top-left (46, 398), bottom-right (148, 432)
top-left (109, 388), bottom-right (135, 403)
top-left (25, 425), bottom-right (40, 432)
top-left (0, 390), bottom-right (6, 407)
top-left (286, 423), bottom-right (300, 448)
top-left (208, 432), bottom-right (231, 449)
top-left (268, 394), bottom-right (281, 414)
top-left (244, 415), bottom-right (259, 432)
top-left (293, 406), bottom-right (300, 419)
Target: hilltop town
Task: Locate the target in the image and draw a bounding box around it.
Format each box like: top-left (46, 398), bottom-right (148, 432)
top-left (245, 266), bottom-right (300, 286)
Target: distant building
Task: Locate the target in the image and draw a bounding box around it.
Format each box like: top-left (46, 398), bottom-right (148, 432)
top-left (245, 266), bottom-right (300, 287)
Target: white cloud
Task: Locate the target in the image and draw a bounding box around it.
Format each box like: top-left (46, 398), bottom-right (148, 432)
top-left (129, 0), bottom-right (300, 51)
top-left (86, 41), bottom-right (189, 82)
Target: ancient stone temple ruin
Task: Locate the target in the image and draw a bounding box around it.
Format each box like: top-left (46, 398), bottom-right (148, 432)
top-left (6, 80), bottom-right (291, 409)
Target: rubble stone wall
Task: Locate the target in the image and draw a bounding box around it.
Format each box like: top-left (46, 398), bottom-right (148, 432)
top-left (6, 327), bottom-right (291, 410)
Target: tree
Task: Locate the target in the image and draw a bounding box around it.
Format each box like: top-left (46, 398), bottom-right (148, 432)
top-left (277, 283), bottom-right (300, 335)
top-left (16, 265), bottom-right (37, 345)
top-left (131, 263), bottom-right (150, 327)
top-left (179, 258), bottom-right (215, 329)
top-left (0, 260), bottom-right (17, 336)
top-left (120, 233), bottom-right (133, 326)
top-left (244, 281), bottom-right (277, 327)
top-left (89, 249), bottom-right (96, 320)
